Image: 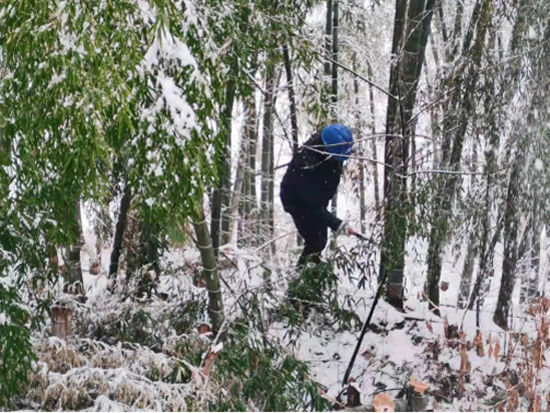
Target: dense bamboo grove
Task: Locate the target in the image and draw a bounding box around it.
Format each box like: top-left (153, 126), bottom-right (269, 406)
top-left (1, 0), bottom-right (550, 410)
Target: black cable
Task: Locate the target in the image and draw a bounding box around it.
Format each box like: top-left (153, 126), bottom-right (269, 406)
top-left (341, 267), bottom-right (390, 387)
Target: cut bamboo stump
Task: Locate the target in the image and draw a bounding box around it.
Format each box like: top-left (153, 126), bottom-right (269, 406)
top-left (346, 380), bottom-right (361, 408)
top-left (51, 303), bottom-right (74, 339)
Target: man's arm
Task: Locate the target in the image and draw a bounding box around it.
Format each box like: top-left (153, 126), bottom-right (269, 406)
top-left (309, 208), bottom-right (342, 231)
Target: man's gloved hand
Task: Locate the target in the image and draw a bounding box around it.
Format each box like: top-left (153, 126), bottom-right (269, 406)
top-left (335, 221), bottom-right (361, 237)
top-left (335, 221), bottom-right (352, 237)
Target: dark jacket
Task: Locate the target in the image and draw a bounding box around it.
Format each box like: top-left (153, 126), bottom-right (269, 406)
top-left (280, 132), bottom-right (342, 230)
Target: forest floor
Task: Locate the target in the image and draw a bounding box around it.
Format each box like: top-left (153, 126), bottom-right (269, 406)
top-left (12, 235), bottom-right (550, 411)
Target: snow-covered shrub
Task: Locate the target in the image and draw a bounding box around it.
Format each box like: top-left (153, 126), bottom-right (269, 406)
top-left (279, 262), bottom-right (361, 337)
top-left (0, 0), bottom-right (221, 404)
top-left (0, 286), bottom-right (35, 407)
top-left (210, 323), bottom-right (331, 411)
top-left (25, 337), bottom-right (195, 411)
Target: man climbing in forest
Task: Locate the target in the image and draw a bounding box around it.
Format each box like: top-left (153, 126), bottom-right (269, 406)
top-left (280, 123), bottom-right (359, 267)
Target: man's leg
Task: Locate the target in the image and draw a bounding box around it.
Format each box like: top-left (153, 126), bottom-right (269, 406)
top-left (291, 211), bottom-right (326, 267)
top-left (298, 222), bottom-right (329, 265)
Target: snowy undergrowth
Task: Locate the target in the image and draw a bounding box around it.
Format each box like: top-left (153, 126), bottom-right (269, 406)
top-left (15, 276), bottom-right (214, 411)
top-left (25, 336), bottom-right (196, 411)
top-left (281, 293), bottom-right (550, 411)
top-left (13, 244), bottom-right (335, 411)
top-left (14, 231), bottom-right (550, 412)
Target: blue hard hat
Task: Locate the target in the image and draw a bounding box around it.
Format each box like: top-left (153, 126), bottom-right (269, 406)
top-left (321, 124), bottom-right (353, 162)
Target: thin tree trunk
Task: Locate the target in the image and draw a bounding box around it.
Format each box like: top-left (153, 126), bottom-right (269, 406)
top-left (324, 0), bottom-right (332, 80)
top-left (493, 13), bottom-right (548, 324)
top-left (240, 97), bottom-right (259, 247)
top-left (457, 227), bottom-right (477, 310)
top-left (366, 60), bottom-right (380, 216)
top-left (467, 0), bottom-right (529, 311)
top-left (65, 200), bottom-right (84, 295)
top-left (435, 0), bottom-right (448, 44)
top-left (528, 216), bottom-right (541, 298)
top-left (494, 156), bottom-right (522, 330)
top-left (380, 0), bottom-right (434, 309)
top-left (283, 45), bottom-right (299, 155)
top-left (457, 139), bottom-right (479, 310)
top-left (212, 59), bottom-right (237, 253)
top-left (519, 213), bottom-right (534, 304)
top-left (260, 60), bottom-right (275, 247)
top-left (352, 54), bottom-right (366, 233)
top-left (268, 91), bottom-right (276, 255)
top-left (193, 207), bottom-right (224, 334)
top-left (109, 184), bottom-right (132, 279)
top-left (330, 0), bottom-right (339, 245)
top-left (448, 0), bottom-right (464, 59)
top-left (229, 115), bottom-right (248, 243)
top-left (379, 0), bottom-right (410, 309)
top-left (47, 240), bottom-right (58, 273)
top-left (425, 0), bottom-right (492, 312)
top-left (283, 45), bottom-right (302, 246)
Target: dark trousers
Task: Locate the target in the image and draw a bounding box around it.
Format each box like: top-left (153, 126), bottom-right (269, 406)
top-left (290, 209), bottom-right (328, 266)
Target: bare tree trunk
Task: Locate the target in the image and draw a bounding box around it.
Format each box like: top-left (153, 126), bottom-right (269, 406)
top-left (283, 45), bottom-right (302, 246)
top-left (212, 59), bottom-right (237, 253)
top-left (65, 200), bottom-right (84, 296)
top-left (494, 155), bottom-right (522, 329)
top-left (366, 60), bottom-right (380, 217)
top-left (352, 54), bottom-right (366, 233)
top-left (46, 240), bottom-right (58, 273)
top-left (109, 184), bottom-right (132, 279)
top-left (240, 97), bottom-right (259, 247)
top-left (283, 45), bottom-right (299, 155)
top-left (260, 60), bottom-right (275, 248)
top-left (448, 0), bottom-right (464, 59)
top-left (379, 0), bottom-right (409, 309)
top-left (425, 0), bottom-right (492, 313)
top-left (193, 207), bottom-right (224, 334)
top-left (329, 0), bottom-right (339, 229)
top-left (519, 213), bottom-right (535, 304)
top-left (467, 0), bottom-right (529, 311)
top-left (324, 0), bottom-right (332, 79)
top-left (493, 12), bottom-right (549, 326)
top-left (457, 135), bottom-right (479, 310)
top-left (457, 226), bottom-right (477, 309)
top-left (528, 216), bottom-right (542, 298)
top-left (229, 115), bottom-right (248, 243)
top-left (380, 0), bottom-right (434, 309)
